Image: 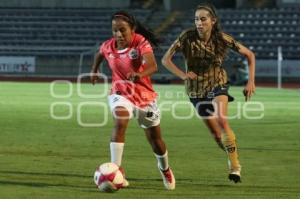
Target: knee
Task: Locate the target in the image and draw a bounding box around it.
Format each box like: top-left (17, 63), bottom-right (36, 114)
top-left (114, 120), bottom-right (128, 133)
top-left (114, 125), bottom-right (127, 133)
top-left (218, 118), bottom-right (229, 129)
top-left (207, 128), bottom-right (220, 138)
top-left (111, 121), bottom-right (127, 142)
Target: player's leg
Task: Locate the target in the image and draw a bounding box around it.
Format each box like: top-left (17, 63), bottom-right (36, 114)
top-left (144, 125), bottom-right (175, 190)
top-left (190, 98), bottom-right (225, 150)
top-left (110, 106), bottom-right (131, 187)
top-left (213, 95), bottom-right (241, 183)
top-left (110, 106), bottom-right (130, 165)
top-left (202, 118), bottom-right (225, 151)
top-left (108, 94), bottom-right (133, 187)
top-left (144, 125), bottom-right (167, 168)
top-left (136, 99), bottom-right (175, 190)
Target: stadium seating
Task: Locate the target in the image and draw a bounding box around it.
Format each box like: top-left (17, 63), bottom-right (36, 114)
top-left (0, 6), bottom-right (299, 78)
top-left (0, 8), bottom-right (151, 56)
top-left (0, 7), bottom-right (299, 59)
top-left (161, 7), bottom-right (300, 60)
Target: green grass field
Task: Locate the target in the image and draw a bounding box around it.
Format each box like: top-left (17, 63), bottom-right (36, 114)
top-left (1, 82), bottom-right (300, 199)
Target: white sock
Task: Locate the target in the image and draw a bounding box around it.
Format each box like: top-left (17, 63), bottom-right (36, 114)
top-left (154, 151), bottom-right (169, 171)
top-left (110, 142), bottom-right (124, 166)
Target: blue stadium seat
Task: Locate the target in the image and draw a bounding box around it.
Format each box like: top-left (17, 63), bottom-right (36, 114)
top-left (204, 8), bottom-right (300, 59)
top-left (0, 7), bottom-right (152, 55)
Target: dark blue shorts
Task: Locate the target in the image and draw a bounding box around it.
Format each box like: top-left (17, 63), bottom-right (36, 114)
top-left (189, 84), bottom-right (234, 117)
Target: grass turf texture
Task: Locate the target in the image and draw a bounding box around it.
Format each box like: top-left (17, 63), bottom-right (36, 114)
top-left (0, 82), bottom-right (300, 199)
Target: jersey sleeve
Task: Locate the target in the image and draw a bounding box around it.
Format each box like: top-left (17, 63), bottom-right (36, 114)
top-left (138, 38), bottom-right (153, 56)
top-left (176, 31), bottom-right (186, 50)
top-left (99, 42), bottom-right (105, 55)
top-left (171, 37), bottom-right (182, 52)
top-left (222, 32), bottom-right (242, 52)
top-left (174, 29), bottom-right (192, 52)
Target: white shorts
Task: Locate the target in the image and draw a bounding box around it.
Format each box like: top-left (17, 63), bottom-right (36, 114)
top-left (108, 94), bottom-right (160, 129)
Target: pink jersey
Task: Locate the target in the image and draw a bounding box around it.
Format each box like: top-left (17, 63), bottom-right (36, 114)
top-left (100, 33), bottom-right (157, 107)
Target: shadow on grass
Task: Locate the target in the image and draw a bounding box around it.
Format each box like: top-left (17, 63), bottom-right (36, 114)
top-left (1, 172), bottom-right (299, 194)
top-left (240, 147), bottom-right (300, 152)
top-left (0, 179), bottom-right (299, 194)
top-left (0, 170), bottom-right (90, 178)
top-left (0, 180), bottom-right (91, 189)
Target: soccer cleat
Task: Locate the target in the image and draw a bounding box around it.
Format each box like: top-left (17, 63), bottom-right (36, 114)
top-left (227, 160), bottom-right (241, 183)
top-left (119, 167), bottom-right (130, 188)
top-left (228, 170), bottom-right (241, 183)
top-left (158, 165), bottom-right (175, 190)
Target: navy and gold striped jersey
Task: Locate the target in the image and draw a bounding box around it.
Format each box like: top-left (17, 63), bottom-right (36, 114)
top-left (171, 28), bottom-right (242, 97)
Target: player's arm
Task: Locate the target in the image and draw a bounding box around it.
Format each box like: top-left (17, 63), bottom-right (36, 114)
top-left (161, 39), bottom-right (196, 80)
top-left (90, 51), bottom-right (105, 85)
top-left (237, 44), bottom-right (256, 101)
top-left (223, 33), bottom-right (256, 101)
top-left (127, 52), bottom-right (158, 81)
top-left (140, 52), bottom-right (158, 77)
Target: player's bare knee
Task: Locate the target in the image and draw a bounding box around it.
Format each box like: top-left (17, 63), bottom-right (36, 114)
top-left (114, 125), bottom-right (127, 133)
top-left (217, 118), bottom-right (229, 129)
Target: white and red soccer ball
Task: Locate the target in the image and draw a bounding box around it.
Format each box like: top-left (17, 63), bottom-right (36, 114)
top-left (94, 162), bottom-right (124, 193)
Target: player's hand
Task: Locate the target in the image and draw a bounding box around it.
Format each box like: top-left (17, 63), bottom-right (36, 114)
top-left (243, 80), bottom-right (255, 101)
top-left (183, 71), bottom-right (197, 80)
top-left (126, 72), bottom-right (141, 82)
top-left (90, 70), bottom-right (99, 85)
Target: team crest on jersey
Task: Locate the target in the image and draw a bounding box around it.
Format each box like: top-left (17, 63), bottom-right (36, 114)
top-left (128, 49), bottom-right (139, 59)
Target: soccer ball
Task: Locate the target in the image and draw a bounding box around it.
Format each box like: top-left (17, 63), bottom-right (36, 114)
top-left (94, 162), bottom-right (124, 193)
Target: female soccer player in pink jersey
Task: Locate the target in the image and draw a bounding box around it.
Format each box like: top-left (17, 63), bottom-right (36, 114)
top-left (90, 11), bottom-right (175, 190)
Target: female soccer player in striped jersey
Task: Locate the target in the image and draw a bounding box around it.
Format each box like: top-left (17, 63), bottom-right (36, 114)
top-left (162, 3), bottom-right (256, 183)
top-left (90, 11), bottom-right (175, 190)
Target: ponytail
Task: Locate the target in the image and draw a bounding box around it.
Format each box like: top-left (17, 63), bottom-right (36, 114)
top-left (111, 10), bottom-right (160, 47)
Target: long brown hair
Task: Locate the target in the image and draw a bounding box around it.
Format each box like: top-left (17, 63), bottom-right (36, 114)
top-left (196, 3), bottom-right (228, 60)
